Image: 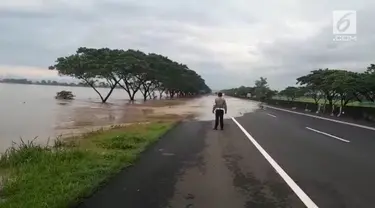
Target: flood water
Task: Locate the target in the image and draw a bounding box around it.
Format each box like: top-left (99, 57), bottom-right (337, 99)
top-left (0, 83), bottom-right (260, 152)
top-left (0, 83), bottom-right (145, 152)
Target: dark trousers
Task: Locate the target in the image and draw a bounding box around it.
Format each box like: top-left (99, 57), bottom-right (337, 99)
top-left (214, 109), bottom-right (224, 129)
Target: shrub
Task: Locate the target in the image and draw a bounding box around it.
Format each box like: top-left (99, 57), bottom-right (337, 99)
top-left (55, 91), bottom-right (75, 100)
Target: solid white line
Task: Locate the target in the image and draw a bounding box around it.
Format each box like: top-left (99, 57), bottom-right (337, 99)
top-left (267, 113), bottom-right (277, 118)
top-left (305, 127), bottom-right (350, 143)
top-left (231, 117), bottom-right (319, 208)
top-left (265, 105), bottom-right (375, 131)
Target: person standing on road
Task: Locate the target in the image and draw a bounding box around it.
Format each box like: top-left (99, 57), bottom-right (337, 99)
top-left (212, 92), bottom-right (227, 130)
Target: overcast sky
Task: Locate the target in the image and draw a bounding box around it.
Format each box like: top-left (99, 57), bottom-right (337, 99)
top-left (0, 0), bottom-right (374, 90)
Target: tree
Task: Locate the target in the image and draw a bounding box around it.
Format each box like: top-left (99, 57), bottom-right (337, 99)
top-left (116, 50), bottom-right (148, 101)
top-left (297, 69), bottom-right (340, 107)
top-left (50, 47), bottom-right (210, 103)
top-left (49, 47), bottom-right (121, 103)
top-left (55, 91), bottom-right (75, 100)
top-left (355, 64), bottom-right (375, 102)
top-left (254, 77), bottom-right (271, 101)
top-left (328, 70), bottom-right (358, 107)
top-left (279, 86), bottom-right (303, 101)
top-left (266, 89), bottom-right (278, 99)
top-left (303, 85), bottom-right (323, 105)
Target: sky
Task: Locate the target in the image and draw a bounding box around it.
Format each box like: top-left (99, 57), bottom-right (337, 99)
top-left (0, 0), bottom-right (374, 90)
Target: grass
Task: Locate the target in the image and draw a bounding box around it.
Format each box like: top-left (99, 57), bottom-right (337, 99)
top-left (0, 121), bottom-right (175, 208)
top-left (273, 96), bottom-right (375, 108)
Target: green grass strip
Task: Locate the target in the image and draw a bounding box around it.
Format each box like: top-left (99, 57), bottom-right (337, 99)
top-left (0, 122), bottom-right (175, 208)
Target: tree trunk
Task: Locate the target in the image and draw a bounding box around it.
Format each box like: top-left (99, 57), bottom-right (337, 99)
top-left (124, 89), bottom-right (133, 101)
top-left (119, 79), bottom-right (141, 101)
top-left (313, 95), bottom-right (320, 113)
top-left (326, 92), bottom-right (334, 107)
top-left (331, 104), bottom-right (335, 116)
top-left (304, 104), bottom-right (309, 112)
top-left (338, 96), bottom-right (346, 117)
top-left (118, 82), bottom-right (134, 101)
top-left (322, 98), bottom-right (327, 114)
top-left (316, 104), bottom-right (321, 114)
top-left (85, 79), bottom-right (119, 103)
top-left (170, 91), bottom-right (175, 99)
top-left (338, 106), bottom-right (343, 117)
top-left (102, 83), bottom-right (118, 103)
top-left (141, 85), bottom-right (151, 101)
top-left (130, 91), bottom-right (137, 101)
top-left (159, 91), bottom-right (164, 99)
top-left (143, 93), bottom-right (148, 101)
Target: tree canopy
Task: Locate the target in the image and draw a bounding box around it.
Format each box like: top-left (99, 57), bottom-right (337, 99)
top-left (221, 64), bottom-right (375, 111)
top-left (279, 86), bottom-right (304, 101)
top-left (49, 47), bottom-right (211, 103)
top-left (221, 77), bottom-right (276, 101)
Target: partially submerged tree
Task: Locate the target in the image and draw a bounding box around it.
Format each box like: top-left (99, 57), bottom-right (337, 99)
top-left (50, 47), bottom-right (211, 103)
top-left (55, 91), bottom-right (75, 100)
top-left (49, 47), bottom-right (121, 103)
top-left (116, 50), bottom-right (149, 101)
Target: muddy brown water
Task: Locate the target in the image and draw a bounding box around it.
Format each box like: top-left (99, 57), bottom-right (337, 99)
top-left (0, 83), bottom-right (259, 152)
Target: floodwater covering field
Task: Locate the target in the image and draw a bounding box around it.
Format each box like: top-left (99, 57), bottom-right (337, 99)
top-left (0, 83), bottom-right (259, 152)
top-left (0, 83), bottom-right (146, 152)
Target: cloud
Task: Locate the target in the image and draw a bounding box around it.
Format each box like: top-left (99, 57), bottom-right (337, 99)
top-left (0, 65), bottom-right (58, 78)
top-left (0, 0), bottom-right (375, 90)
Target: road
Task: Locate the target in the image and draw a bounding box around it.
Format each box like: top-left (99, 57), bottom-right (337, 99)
top-left (76, 96), bottom-right (375, 208)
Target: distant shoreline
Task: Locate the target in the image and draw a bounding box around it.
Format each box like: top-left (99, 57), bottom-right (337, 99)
top-left (0, 79), bottom-right (112, 88)
top-left (0, 82), bottom-right (113, 89)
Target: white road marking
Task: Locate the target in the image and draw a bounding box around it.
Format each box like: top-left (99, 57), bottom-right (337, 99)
top-left (265, 105), bottom-right (375, 131)
top-left (266, 113), bottom-right (277, 118)
top-left (305, 127), bottom-right (350, 143)
top-left (231, 117), bottom-right (319, 208)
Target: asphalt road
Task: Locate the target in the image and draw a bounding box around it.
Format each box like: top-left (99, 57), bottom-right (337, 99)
top-left (76, 100), bottom-right (375, 208)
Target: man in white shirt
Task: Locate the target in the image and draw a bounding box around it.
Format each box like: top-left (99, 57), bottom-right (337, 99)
top-left (212, 92), bottom-right (227, 130)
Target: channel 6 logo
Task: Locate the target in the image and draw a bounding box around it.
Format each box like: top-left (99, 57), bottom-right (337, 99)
top-left (332, 10), bottom-right (357, 35)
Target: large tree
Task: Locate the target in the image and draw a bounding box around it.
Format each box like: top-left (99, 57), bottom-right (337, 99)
top-left (355, 64), bottom-right (375, 102)
top-left (279, 86), bottom-right (304, 101)
top-left (328, 70), bottom-right (358, 108)
top-left (49, 47), bottom-right (122, 103)
top-left (254, 77), bottom-right (271, 101)
top-left (297, 69), bottom-right (340, 106)
top-left (115, 50), bottom-right (149, 101)
top-left (50, 47), bottom-right (211, 102)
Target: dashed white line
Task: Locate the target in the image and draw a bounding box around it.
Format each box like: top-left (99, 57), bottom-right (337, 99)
top-left (265, 105), bottom-right (375, 131)
top-left (267, 113), bottom-right (277, 118)
top-left (305, 127), bottom-right (350, 143)
top-left (231, 117), bottom-right (319, 208)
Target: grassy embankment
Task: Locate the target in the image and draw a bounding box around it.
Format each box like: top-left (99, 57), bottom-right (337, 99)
top-left (0, 121), bottom-right (176, 208)
top-left (273, 96), bottom-right (375, 108)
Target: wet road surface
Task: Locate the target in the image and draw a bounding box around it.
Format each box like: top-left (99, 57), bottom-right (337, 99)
top-left (76, 96), bottom-right (375, 208)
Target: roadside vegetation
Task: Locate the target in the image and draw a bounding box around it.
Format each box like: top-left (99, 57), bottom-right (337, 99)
top-left (222, 65), bottom-right (375, 111)
top-left (0, 121), bottom-right (175, 208)
top-left (48, 48), bottom-right (211, 103)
